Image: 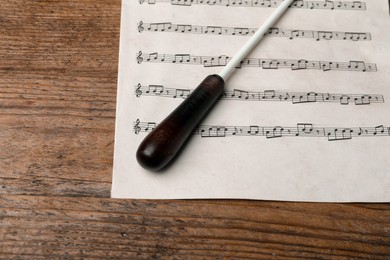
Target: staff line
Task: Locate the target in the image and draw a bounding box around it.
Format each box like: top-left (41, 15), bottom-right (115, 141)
top-left (138, 21), bottom-right (372, 41)
top-left (134, 84), bottom-right (385, 105)
top-left (139, 0), bottom-right (367, 11)
top-left (133, 119), bottom-right (390, 141)
top-left (136, 51), bottom-right (377, 72)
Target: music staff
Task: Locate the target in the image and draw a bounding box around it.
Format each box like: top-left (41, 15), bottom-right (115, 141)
top-left (134, 84), bottom-right (384, 105)
top-left (134, 120), bottom-right (390, 141)
top-left (138, 21), bottom-right (371, 42)
top-left (139, 0), bottom-right (366, 11)
top-left (136, 51), bottom-right (377, 72)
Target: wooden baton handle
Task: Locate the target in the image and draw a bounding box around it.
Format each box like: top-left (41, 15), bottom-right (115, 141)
top-left (136, 74), bottom-right (225, 171)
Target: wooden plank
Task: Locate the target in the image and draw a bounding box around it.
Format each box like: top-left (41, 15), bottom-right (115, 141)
top-left (0, 0), bottom-right (119, 197)
top-left (0, 195), bottom-right (389, 258)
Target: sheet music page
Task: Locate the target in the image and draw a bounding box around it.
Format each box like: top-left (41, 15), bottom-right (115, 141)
top-left (112, 0), bottom-right (390, 201)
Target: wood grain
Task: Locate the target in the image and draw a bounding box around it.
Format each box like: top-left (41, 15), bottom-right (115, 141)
top-left (0, 0), bottom-right (389, 258)
top-left (1, 196), bottom-right (390, 259)
top-left (0, 0), bottom-right (118, 198)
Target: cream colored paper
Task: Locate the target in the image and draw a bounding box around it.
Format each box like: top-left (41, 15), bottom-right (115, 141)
top-left (112, 0), bottom-right (390, 201)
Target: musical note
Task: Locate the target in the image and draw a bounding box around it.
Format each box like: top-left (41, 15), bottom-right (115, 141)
top-left (144, 122), bottom-right (156, 132)
top-left (176, 24), bottom-right (192, 33)
top-left (317, 31), bottom-right (334, 40)
top-left (205, 26), bottom-right (223, 35)
top-left (233, 27), bottom-right (250, 35)
top-left (291, 60), bottom-right (308, 70)
top-left (173, 89), bottom-right (191, 98)
top-left (146, 52), bottom-right (160, 62)
top-left (339, 95), bottom-right (351, 105)
top-left (354, 95), bottom-right (371, 105)
top-left (265, 126), bottom-right (285, 138)
top-left (323, 0), bottom-right (335, 10)
top-left (146, 22), bottom-right (173, 32)
top-left (296, 123), bottom-right (314, 136)
top-left (351, 0), bottom-right (363, 9)
top-left (247, 126), bottom-right (260, 135)
top-left (140, 0), bottom-right (367, 11)
top-left (147, 85), bottom-right (164, 95)
top-left (231, 89), bottom-right (249, 99)
top-left (269, 27), bottom-right (280, 36)
top-left (344, 32), bottom-right (371, 41)
top-left (138, 21), bottom-right (371, 42)
top-left (262, 60), bottom-right (280, 69)
top-left (173, 54), bottom-right (191, 63)
top-left (373, 125), bottom-right (385, 135)
top-left (325, 127), bottom-right (353, 141)
top-left (320, 61), bottom-right (333, 71)
top-left (134, 84), bottom-right (385, 105)
top-left (137, 52), bottom-right (377, 72)
top-left (348, 60), bottom-right (367, 72)
top-left (135, 120), bottom-right (390, 141)
top-left (291, 92), bottom-right (317, 103)
top-left (200, 126), bottom-right (227, 137)
top-left (263, 90), bottom-right (276, 100)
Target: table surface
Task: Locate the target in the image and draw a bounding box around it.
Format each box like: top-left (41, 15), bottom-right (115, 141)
top-left (1, 1), bottom-right (389, 258)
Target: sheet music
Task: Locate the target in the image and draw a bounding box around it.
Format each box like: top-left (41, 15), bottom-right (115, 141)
top-left (112, 0), bottom-right (390, 201)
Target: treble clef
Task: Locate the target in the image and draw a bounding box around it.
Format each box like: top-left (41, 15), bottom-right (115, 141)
top-left (135, 83), bottom-right (142, 97)
top-left (134, 119), bottom-right (141, 134)
top-left (137, 51), bottom-right (143, 64)
top-left (138, 21), bottom-right (144, 33)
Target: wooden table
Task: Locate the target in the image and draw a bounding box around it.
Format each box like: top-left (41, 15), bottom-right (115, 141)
top-left (1, 1), bottom-right (389, 258)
